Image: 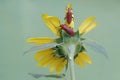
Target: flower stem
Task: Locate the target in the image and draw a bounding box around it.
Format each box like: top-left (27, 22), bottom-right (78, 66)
top-left (69, 58), bottom-right (76, 80)
top-left (68, 45), bottom-right (76, 80)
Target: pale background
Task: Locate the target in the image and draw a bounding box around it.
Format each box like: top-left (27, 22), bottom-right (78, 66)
top-left (0, 0), bottom-right (120, 80)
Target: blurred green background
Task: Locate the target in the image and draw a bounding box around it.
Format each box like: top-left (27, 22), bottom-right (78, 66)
top-left (0, 0), bottom-right (120, 80)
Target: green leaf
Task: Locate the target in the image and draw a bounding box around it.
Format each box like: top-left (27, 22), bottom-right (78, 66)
top-left (29, 73), bottom-right (66, 79)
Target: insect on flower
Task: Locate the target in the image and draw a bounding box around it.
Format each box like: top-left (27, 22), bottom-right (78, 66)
top-left (25, 3), bottom-right (107, 80)
top-left (65, 7), bottom-right (73, 24)
top-left (60, 24), bottom-right (75, 36)
top-left (65, 4), bottom-right (74, 29)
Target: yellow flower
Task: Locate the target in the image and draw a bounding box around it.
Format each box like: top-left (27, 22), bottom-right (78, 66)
top-left (27, 4), bottom-right (98, 74)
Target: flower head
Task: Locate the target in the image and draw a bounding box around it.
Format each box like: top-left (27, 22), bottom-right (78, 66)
top-left (27, 4), bottom-right (98, 74)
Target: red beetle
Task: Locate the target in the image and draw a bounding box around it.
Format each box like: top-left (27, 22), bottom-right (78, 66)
top-left (60, 24), bottom-right (75, 36)
top-left (65, 8), bottom-right (74, 24)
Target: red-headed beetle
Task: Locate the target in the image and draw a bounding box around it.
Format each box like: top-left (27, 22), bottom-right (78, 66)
top-left (65, 8), bottom-right (74, 24)
top-left (60, 24), bottom-right (75, 36)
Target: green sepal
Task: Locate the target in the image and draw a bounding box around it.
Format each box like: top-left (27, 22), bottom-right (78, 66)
top-left (74, 53), bottom-right (78, 59)
top-left (79, 32), bottom-right (84, 36)
top-left (55, 38), bottom-right (63, 44)
top-left (80, 45), bottom-right (86, 52)
top-left (74, 43), bottom-right (81, 56)
top-left (80, 37), bottom-right (86, 41)
top-left (61, 30), bottom-right (71, 43)
top-left (73, 30), bottom-right (80, 42)
top-left (54, 45), bottom-right (67, 58)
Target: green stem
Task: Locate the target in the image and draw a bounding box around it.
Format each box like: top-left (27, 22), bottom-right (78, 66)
top-left (68, 45), bottom-right (76, 80)
top-left (69, 58), bottom-right (76, 80)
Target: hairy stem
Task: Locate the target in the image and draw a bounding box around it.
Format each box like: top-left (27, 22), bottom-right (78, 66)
top-left (69, 58), bottom-right (76, 80)
top-left (68, 45), bottom-right (76, 80)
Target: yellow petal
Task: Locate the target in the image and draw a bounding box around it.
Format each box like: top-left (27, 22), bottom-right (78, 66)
top-left (75, 56), bottom-right (85, 67)
top-left (79, 17), bottom-right (96, 34)
top-left (27, 37), bottom-right (55, 45)
top-left (78, 52), bottom-right (92, 64)
top-left (37, 54), bottom-right (53, 66)
top-left (43, 56), bottom-right (56, 67)
top-left (83, 22), bottom-right (98, 34)
top-left (42, 14), bottom-right (61, 36)
top-left (67, 3), bottom-right (72, 9)
top-left (56, 59), bottom-right (67, 74)
top-left (49, 57), bottom-right (63, 73)
top-left (34, 48), bottom-right (54, 61)
top-left (49, 58), bottom-right (60, 73)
